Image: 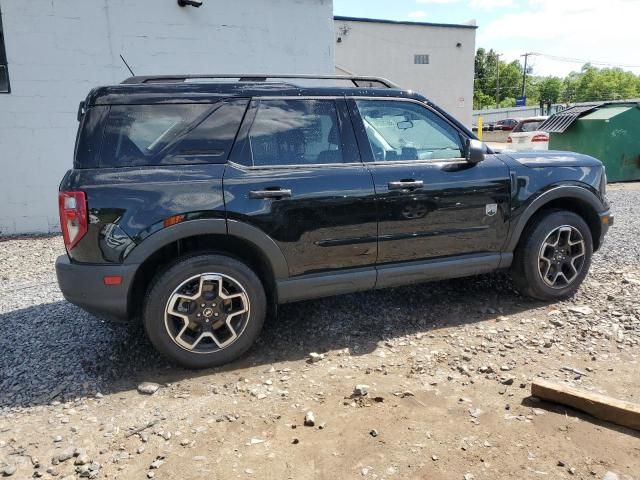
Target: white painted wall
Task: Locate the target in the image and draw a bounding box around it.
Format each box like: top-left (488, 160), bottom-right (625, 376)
top-left (334, 18), bottom-right (476, 127)
top-left (0, 0), bottom-right (334, 234)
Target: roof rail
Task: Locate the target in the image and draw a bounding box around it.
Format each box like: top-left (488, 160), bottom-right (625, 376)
top-left (120, 74), bottom-right (400, 89)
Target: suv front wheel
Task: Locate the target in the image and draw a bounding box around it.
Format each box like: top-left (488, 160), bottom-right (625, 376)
top-left (143, 254), bottom-right (266, 369)
top-left (511, 210), bottom-right (593, 301)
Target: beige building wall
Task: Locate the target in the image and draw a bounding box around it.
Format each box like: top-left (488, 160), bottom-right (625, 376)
top-left (334, 16), bottom-right (476, 127)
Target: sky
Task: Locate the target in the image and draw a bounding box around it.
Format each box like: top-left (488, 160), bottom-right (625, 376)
top-left (334, 0), bottom-right (640, 78)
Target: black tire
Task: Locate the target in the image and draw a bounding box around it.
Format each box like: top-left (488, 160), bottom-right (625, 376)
top-left (511, 210), bottom-right (593, 301)
top-left (143, 254), bottom-right (266, 369)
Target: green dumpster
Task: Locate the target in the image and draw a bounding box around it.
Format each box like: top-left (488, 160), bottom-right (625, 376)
top-left (544, 103), bottom-right (640, 182)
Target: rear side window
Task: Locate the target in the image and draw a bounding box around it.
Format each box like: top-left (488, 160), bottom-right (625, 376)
top-left (247, 99), bottom-right (344, 166)
top-left (100, 100), bottom-right (248, 167)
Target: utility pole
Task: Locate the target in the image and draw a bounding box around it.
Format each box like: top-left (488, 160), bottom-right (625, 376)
top-left (495, 52), bottom-right (502, 108)
top-left (520, 52), bottom-right (535, 98)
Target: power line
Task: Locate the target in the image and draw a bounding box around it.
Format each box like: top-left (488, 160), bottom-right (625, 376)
top-left (532, 52), bottom-right (640, 69)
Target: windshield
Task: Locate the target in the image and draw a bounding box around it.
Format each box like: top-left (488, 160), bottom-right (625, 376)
top-left (513, 120), bottom-right (544, 133)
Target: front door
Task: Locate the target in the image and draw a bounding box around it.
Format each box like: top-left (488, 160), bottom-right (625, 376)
top-left (348, 98), bottom-right (511, 265)
top-left (224, 97), bottom-right (377, 278)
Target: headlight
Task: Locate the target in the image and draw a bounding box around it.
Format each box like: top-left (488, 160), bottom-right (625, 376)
top-left (600, 168), bottom-right (607, 198)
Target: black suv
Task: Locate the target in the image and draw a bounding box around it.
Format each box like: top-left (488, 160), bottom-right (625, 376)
top-left (56, 74), bottom-right (612, 368)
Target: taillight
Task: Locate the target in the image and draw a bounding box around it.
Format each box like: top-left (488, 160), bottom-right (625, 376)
top-left (58, 191), bottom-right (88, 250)
top-left (507, 136), bottom-right (513, 143)
top-left (531, 134), bottom-right (549, 142)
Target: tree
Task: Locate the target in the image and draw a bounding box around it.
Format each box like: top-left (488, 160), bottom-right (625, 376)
top-left (474, 49), bottom-right (640, 108)
top-left (536, 77), bottom-right (563, 103)
top-left (473, 48), bottom-right (523, 109)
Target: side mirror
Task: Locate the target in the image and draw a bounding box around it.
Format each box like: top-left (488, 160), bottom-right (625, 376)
top-left (465, 138), bottom-right (485, 164)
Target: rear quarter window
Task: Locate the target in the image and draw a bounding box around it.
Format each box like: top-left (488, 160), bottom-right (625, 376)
top-left (98, 100), bottom-right (248, 168)
top-left (74, 106), bottom-right (109, 169)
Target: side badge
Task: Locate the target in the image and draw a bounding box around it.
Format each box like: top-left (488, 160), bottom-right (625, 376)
top-left (486, 203), bottom-right (498, 216)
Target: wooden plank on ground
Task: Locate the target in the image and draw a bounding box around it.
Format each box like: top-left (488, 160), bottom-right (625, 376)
top-left (531, 379), bottom-right (640, 432)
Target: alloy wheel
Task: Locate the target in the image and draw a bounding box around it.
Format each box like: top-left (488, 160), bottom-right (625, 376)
top-left (164, 273), bottom-right (250, 353)
top-left (537, 225), bottom-right (586, 289)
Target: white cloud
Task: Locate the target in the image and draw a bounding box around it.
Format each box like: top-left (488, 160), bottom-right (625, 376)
top-left (468, 0), bottom-right (514, 10)
top-left (416, 0), bottom-right (459, 4)
top-left (408, 10), bottom-right (428, 19)
top-left (479, 0), bottom-right (640, 76)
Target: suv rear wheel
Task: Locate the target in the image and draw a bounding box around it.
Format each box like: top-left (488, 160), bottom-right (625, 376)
top-left (143, 254), bottom-right (266, 369)
top-left (511, 210), bottom-right (593, 301)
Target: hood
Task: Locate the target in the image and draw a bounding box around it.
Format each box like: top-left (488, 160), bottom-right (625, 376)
top-left (504, 150), bottom-right (603, 168)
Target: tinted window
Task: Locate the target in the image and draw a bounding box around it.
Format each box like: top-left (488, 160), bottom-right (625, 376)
top-left (168, 100), bottom-right (248, 161)
top-left (513, 120), bottom-right (545, 133)
top-left (356, 100), bottom-right (463, 161)
top-left (74, 106), bottom-right (110, 169)
top-left (248, 99), bottom-right (343, 166)
top-left (0, 4), bottom-right (9, 93)
top-left (100, 100), bottom-right (247, 167)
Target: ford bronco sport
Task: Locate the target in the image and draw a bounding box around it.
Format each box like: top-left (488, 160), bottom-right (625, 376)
top-left (56, 74), bottom-right (613, 368)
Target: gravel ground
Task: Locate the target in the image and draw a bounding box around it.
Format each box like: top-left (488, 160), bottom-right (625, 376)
top-left (0, 183), bottom-right (639, 479)
top-left (0, 184), bottom-right (638, 408)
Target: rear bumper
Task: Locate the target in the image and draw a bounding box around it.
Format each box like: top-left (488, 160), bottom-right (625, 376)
top-left (55, 255), bottom-right (138, 321)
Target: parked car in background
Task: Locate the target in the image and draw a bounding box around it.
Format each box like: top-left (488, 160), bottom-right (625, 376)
top-left (507, 116), bottom-right (550, 150)
top-left (472, 123), bottom-right (490, 132)
top-left (495, 118), bottom-right (519, 131)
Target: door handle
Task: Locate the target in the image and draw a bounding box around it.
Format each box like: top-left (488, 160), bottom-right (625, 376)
top-left (249, 188), bottom-right (292, 199)
top-left (388, 180), bottom-right (424, 190)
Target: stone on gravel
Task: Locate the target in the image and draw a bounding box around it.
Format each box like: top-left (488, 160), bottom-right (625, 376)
top-left (308, 352), bottom-right (324, 363)
top-left (2, 465), bottom-right (16, 476)
top-left (568, 306), bottom-right (594, 315)
top-left (304, 411), bottom-right (315, 427)
top-left (137, 382), bottom-right (161, 395)
top-left (57, 447), bottom-right (76, 462)
top-left (353, 384), bottom-right (369, 396)
top-left (602, 472), bottom-right (619, 480)
top-left (74, 453), bottom-right (90, 466)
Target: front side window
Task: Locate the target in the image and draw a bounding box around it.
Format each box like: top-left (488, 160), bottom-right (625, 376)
top-left (247, 99), bottom-right (344, 166)
top-left (0, 5), bottom-right (10, 93)
top-left (100, 100), bottom-right (247, 167)
top-left (356, 100), bottom-right (463, 161)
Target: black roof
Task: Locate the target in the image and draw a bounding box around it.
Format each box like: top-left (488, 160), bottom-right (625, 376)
top-left (121, 73), bottom-right (399, 88)
top-left (334, 15), bottom-right (478, 30)
top-left (85, 74), bottom-right (420, 106)
top-left (81, 74), bottom-right (475, 140)
top-left (86, 82), bottom-right (423, 106)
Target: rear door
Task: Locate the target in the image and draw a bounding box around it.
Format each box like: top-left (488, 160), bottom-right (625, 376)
top-left (223, 97), bottom-right (378, 278)
top-left (348, 98), bottom-right (511, 265)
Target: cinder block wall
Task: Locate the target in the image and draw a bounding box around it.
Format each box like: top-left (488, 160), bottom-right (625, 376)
top-left (0, 0), bottom-right (334, 234)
